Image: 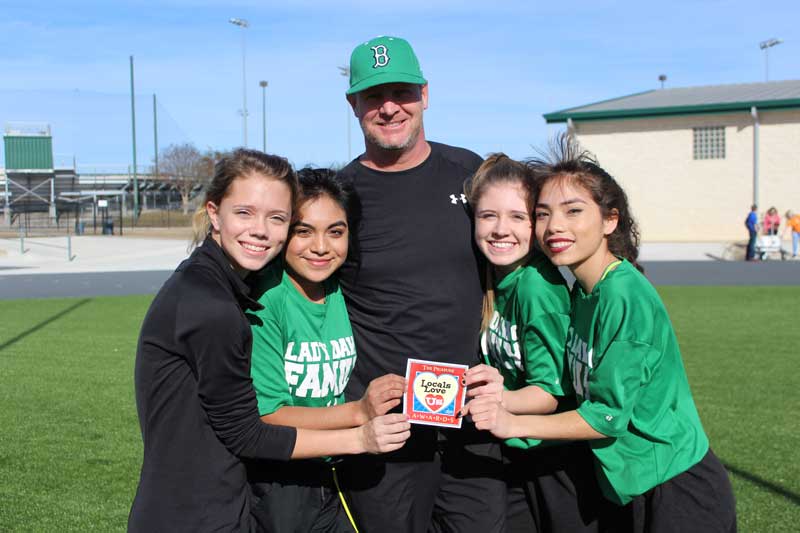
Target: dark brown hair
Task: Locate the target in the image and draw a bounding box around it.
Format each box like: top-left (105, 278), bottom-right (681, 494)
top-left (526, 133), bottom-right (643, 272)
top-left (191, 149), bottom-right (298, 248)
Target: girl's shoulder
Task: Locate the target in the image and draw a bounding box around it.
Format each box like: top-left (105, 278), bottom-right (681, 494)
top-left (514, 256), bottom-right (571, 315)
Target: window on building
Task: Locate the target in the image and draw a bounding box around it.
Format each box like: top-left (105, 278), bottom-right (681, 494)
top-left (693, 126), bottom-right (725, 159)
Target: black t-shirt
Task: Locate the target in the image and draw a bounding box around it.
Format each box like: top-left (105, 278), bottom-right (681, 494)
top-left (338, 142), bottom-right (484, 399)
top-left (129, 236), bottom-right (297, 532)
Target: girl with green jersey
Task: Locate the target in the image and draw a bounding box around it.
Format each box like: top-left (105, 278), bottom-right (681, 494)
top-left (463, 154), bottom-right (606, 532)
top-left (247, 168), bottom-right (410, 532)
top-left (464, 136), bottom-right (736, 532)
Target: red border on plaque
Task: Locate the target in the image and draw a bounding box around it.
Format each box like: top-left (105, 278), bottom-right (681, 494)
top-left (403, 358), bottom-right (468, 428)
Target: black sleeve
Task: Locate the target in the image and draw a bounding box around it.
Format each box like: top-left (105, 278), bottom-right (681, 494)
top-left (177, 268), bottom-right (297, 460)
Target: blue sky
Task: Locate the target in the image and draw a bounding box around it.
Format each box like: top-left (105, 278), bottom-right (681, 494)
top-left (1, 0), bottom-right (798, 172)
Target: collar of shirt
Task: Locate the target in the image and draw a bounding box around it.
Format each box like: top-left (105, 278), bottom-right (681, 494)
top-left (197, 234), bottom-right (264, 313)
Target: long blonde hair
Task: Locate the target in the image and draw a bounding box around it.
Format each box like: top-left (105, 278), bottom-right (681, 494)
top-left (464, 153), bottom-right (533, 332)
top-left (191, 149), bottom-right (298, 249)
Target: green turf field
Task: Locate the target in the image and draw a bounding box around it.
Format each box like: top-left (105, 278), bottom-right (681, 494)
top-left (0, 287), bottom-right (798, 532)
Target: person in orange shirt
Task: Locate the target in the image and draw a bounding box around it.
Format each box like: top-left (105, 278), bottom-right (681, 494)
top-left (783, 210), bottom-right (800, 258)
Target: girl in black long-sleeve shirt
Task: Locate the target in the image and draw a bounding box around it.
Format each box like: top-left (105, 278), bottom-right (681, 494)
top-left (129, 150), bottom-right (410, 532)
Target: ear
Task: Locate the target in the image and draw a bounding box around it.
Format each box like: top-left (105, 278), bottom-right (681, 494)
top-left (603, 208), bottom-right (619, 236)
top-left (206, 201), bottom-right (221, 232)
top-left (346, 94), bottom-right (358, 116)
top-left (420, 84), bottom-right (429, 110)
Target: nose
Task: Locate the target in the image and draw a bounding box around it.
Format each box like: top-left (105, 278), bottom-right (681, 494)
top-left (378, 97), bottom-right (401, 116)
top-left (490, 216), bottom-right (510, 237)
top-left (309, 233), bottom-right (328, 255)
top-left (251, 217), bottom-right (269, 239)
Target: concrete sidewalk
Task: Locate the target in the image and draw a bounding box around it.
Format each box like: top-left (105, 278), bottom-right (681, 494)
top-left (0, 235), bottom-right (793, 276)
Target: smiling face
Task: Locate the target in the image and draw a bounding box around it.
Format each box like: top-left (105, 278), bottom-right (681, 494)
top-left (534, 176), bottom-right (618, 291)
top-left (284, 194), bottom-right (349, 302)
top-left (348, 82), bottom-right (428, 155)
top-left (474, 181), bottom-right (532, 277)
top-left (206, 174), bottom-right (292, 278)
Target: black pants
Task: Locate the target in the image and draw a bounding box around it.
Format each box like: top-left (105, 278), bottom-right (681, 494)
top-left (622, 449), bottom-right (737, 533)
top-left (506, 442), bottom-right (619, 533)
top-left (338, 423), bottom-right (506, 533)
top-left (248, 460), bottom-right (355, 533)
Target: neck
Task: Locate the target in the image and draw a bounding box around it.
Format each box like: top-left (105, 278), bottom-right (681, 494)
top-left (572, 248), bottom-right (619, 294)
top-left (287, 270), bottom-right (325, 304)
top-left (360, 137), bottom-right (431, 172)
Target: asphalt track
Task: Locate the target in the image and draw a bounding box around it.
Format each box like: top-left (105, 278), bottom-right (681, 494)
top-left (0, 261), bottom-right (797, 300)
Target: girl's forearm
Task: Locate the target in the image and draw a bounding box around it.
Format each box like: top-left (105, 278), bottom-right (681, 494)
top-left (291, 427), bottom-right (364, 458)
top-left (260, 401), bottom-right (365, 430)
top-left (509, 410), bottom-right (607, 441)
top-left (503, 385), bottom-right (558, 415)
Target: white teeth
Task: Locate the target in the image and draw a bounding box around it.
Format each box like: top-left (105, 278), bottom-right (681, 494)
top-left (490, 242), bottom-right (514, 249)
top-left (242, 243), bottom-right (267, 252)
top-left (549, 241), bottom-right (571, 250)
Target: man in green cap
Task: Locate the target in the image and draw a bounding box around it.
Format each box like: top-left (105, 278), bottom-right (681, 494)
top-left (337, 36), bottom-right (505, 533)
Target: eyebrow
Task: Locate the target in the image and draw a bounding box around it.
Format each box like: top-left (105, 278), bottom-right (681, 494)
top-left (535, 198), bottom-right (588, 208)
top-left (294, 220), bottom-right (348, 229)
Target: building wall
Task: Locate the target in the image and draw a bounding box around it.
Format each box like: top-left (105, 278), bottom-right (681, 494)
top-left (572, 110), bottom-right (800, 241)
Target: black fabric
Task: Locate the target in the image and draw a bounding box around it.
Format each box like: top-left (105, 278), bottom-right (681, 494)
top-left (129, 235), bottom-right (297, 533)
top-left (249, 461), bottom-right (354, 533)
top-left (627, 449), bottom-right (737, 533)
top-left (338, 142), bottom-right (485, 399)
top-left (505, 442), bottom-right (611, 533)
top-left (339, 423), bottom-right (506, 533)
top-left (336, 142), bottom-right (503, 531)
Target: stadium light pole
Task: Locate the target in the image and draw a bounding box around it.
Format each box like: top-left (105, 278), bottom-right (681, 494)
top-left (229, 17), bottom-right (249, 146)
top-left (759, 38), bottom-right (783, 82)
top-left (259, 80), bottom-right (268, 152)
top-left (338, 66), bottom-right (351, 160)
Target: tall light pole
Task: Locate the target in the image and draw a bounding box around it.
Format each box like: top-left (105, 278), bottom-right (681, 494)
top-left (338, 66), bottom-right (352, 160)
top-left (259, 80), bottom-right (268, 152)
top-left (229, 17), bottom-right (249, 146)
top-left (759, 38), bottom-right (783, 82)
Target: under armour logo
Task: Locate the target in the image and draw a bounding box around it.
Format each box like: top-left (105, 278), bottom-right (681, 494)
top-left (450, 194), bottom-right (467, 205)
top-left (371, 45), bottom-right (390, 68)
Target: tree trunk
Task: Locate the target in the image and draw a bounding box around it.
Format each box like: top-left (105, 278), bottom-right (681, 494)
top-left (182, 193), bottom-right (190, 215)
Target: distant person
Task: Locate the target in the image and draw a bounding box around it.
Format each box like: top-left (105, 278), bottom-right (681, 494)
top-left (465, 134), bottom-right (737, 532)
top-left (745, 204), bottom-right (758, 261)
top-left (336, 36), bottom-right (506, 532)
top-left (763, 206), bottom-right (780, 236)
top-left (783, 210), bottom-right (800, 259)
top-left (129, 150), bottom-right (409, 532)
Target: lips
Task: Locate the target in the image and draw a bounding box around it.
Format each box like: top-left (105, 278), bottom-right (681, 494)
top-left (545, 238), bottom-right (573, 254)
top-left (240, 241), bottom-right (268, 253)
top-left (304, 257), bottom-right (333, 268)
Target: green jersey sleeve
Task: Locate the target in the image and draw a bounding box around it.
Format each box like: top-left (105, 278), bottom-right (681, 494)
top-left (519, 311), bottom-right (570, 397)
top-left (576, 339), bottom-right (655, 437)
top-left (249, 309), bottom-right (293, 416)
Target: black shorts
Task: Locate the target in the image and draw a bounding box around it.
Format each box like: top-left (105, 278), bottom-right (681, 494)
top-left (624, 448), bottom-right (737, 533)
top-left (248, 459), bottom-right (355, 533)
top-left (338, 422), bottom-right (506, 533)
top-left (505, 441), bottom-right (616, 533)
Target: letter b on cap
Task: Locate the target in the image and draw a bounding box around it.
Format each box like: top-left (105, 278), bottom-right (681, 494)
top-left (371, 45), bottom-right (390, 68)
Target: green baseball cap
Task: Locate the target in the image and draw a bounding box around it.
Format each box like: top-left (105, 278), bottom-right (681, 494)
top-left (346, 36), bottom-right (427, 95)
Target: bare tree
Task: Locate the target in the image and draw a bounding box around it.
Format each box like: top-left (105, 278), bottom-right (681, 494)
top-left (158, 143), bottom-right (209, 214)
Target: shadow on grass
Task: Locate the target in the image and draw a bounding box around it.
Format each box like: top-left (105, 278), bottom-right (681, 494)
top-left (724, 461), bottom-right (800, 506)
top-left (0, 298), bottom-right (93, 353)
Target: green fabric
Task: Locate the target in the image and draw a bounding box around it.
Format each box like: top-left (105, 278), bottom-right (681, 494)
top-left (568, 259), bottom-right (709, 505)
top-left (481, 255), bottom-right (571, 449)
top-left (347, 35), bottom-right (427, 94)
top-left (247, 266), bottom-right (357, 415)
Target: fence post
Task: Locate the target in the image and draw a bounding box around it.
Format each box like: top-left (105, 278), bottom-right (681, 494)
top-left (67, 234), bottom-right (73, 261)
top-left (19, 220), bottom-right (24, 254)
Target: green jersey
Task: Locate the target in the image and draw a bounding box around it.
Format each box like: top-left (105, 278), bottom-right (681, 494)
top-left (568, 260), bottom-right (709, 505)
top-left (248, 266), bottom-right (357, 415)
top-left (480, 255), bottom-right (572, 449)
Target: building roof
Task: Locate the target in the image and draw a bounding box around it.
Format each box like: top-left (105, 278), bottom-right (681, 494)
top-left (544, 80), bottom-right (800, 123)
